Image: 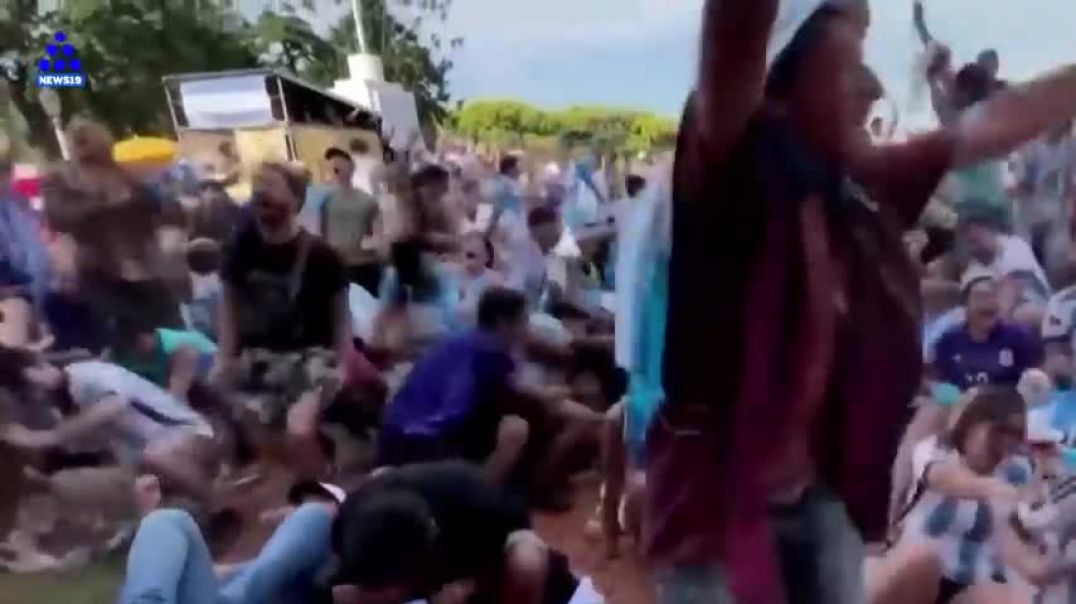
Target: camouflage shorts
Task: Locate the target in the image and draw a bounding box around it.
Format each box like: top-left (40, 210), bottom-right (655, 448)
top-left (230, 348), bottom-right (342, 428)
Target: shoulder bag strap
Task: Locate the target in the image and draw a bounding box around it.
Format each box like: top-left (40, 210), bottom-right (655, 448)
top-left (288, 231), bottom-right (314, 303)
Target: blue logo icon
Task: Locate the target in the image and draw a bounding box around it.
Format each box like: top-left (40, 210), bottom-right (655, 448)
top-left (36, 31), bottom-right (86, 89)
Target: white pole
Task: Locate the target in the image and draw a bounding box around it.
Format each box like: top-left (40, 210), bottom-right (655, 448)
top-left (52, 117), bottom-right (69, 160)
top-left (351, 0), bottom-right (368, 54)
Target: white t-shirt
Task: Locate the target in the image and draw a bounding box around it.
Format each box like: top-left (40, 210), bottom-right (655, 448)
top-left (963, 234), bottom-right (1051, 301)
top-left (65, 361), bottom-right (212, 464)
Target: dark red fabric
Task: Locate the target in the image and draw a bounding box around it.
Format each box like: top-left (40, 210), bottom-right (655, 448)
top-left (343, 344), bottom-right (383, 389)
top-left (645, 102), bottom-right (953, 603)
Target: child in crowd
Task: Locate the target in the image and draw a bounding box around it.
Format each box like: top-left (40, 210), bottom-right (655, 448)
top-left (117, 462), bottom-right (604, 604)
top-left (181, 238), bottom-right (223, 339)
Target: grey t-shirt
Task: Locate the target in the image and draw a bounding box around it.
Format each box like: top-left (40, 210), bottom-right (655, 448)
top-left (322, 187), bottom-right (380, 266)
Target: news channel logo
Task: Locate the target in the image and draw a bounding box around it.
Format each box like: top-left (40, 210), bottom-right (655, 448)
top-left (36, 31), bottom-right (86, 89)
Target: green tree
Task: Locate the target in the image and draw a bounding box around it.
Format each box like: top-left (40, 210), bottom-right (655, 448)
top-left (314, 0), bottom-right (460, 128)
top-left (625, 113), bottom-right (677, 156)
top-left (450, 99), bottom-right (677, 157)
top-left (68, 1), bottom-right (261, 136)
top-left (1, 0), bottom-right (261, 152)
top-left (255, 10), bottom-right (337, 77)
top-left (0, 0), bottom-right (61, 155)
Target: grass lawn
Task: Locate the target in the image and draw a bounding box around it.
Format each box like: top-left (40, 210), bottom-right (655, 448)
top-left (0, 560), bottom-right (121, 604)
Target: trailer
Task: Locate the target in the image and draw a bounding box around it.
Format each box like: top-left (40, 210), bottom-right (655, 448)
top-left (162, 68), bottom-right (383, 198)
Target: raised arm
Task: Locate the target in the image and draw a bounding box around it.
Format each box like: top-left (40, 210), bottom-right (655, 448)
top-left (953, 65), bottom-right (1076, 168)
top-left (694, 0), bottom-right (780, 157)
top-left (912, 1), bottom-right (933, 46)
top-left (864, 64), bottom-right (1076, 225)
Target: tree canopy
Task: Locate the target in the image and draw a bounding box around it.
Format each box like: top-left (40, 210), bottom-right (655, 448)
top-left (298, 0), bottom-right (460, 127)
top-left (451, 99), bottom-right (677, 156)
top-left (0, 0), bottom-right (459, 157)
top-left (1, 0), bottom-right (261, 153)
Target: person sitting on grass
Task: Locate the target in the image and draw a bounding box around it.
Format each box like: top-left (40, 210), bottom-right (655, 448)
top-left (0, 346), bottom-right (217, 503)
top-left (869, 386), bottom-right (1031, 604)
top-left (213, 162), bottom-right (352, 481)
top-left (377, 288), bottom-right (534, 486)
top-left (330, 461), bottom-right (604, 604)
top-left (118, 473), bottom-right (339, 604)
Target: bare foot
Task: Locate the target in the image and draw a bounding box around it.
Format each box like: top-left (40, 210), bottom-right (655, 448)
top-left (134, 475), bottom-right (163, 516)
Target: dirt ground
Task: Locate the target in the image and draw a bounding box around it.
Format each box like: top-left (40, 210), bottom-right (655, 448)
top-left (0, 464), bottom-right (654, 603)
top-left (225, 467), bottom-right (656, 604)
top-left (533, 486), bottom-right (654, 604)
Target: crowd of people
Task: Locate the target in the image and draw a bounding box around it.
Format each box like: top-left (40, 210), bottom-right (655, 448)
top-left (0, 102), bottom-right (640, 601)
top-left (4, 0), bottom-right (1076, 603)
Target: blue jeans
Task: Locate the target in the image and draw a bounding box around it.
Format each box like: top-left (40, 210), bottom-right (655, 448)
top-left (118, 503), bottom-right (333, 604)
top-left (655, 488), bottom-right (865, 604)
top-left (654, 566), bottom-right (735, 604)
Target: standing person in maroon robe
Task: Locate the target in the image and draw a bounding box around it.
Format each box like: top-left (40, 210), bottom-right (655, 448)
top-left (647, 1), bottom-right (1076, 602)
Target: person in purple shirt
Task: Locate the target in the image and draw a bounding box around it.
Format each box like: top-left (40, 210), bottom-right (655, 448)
top-left (378, 287), bottom-right (532, 485)
top-left (934, 275), bottom-right (1044, 390)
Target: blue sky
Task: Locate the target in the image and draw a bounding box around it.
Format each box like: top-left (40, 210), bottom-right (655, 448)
top-left (436, 0), bottom-right (1076, 124)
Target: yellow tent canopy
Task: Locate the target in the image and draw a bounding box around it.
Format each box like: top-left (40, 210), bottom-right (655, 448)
top-left (113, 136), bottom-right (178, 165)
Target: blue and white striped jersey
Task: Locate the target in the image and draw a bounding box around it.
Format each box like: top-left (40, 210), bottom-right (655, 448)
top-left (1023, 474), bottom-right (1076, 604)
top-left (902, 436), bottom-right (1032, 585)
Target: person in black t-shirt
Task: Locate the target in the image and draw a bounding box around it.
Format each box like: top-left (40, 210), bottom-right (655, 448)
top-left (330, 462), bottom-right (595, 604)
top-left (214, 161), bottom-right (352, 478)
top-left (219, 164), bottom-right (348, 354)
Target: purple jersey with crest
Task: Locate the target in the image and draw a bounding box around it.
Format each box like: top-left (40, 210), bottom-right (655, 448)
top-left (933, 322), bottom-right (1043, 390)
